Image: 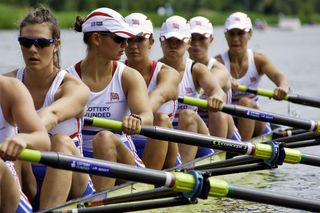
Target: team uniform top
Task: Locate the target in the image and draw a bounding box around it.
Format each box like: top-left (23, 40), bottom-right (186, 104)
top-left (220, 49), bottom-right (261, 104)
top-left (173, 58), bottom-right (198, 126)
top-left (0, 96), bottom-right (33, 213)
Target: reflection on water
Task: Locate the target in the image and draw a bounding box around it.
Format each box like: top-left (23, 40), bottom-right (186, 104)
top-left (1, 26), bottom-right (320, 212)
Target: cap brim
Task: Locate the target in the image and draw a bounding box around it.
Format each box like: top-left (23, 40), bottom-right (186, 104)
top-left (225, 24), bottom-right (250, 32)
top-left (190, 29), bottom-right (212, 37)
top-left (111, 25), bottom-right (143, 38)
top-left (162, 32), bottom-right (187, 40)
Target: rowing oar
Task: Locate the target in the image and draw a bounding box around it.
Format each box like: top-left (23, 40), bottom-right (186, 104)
top-left (237, 85), bottom-right (320, 108)
top-left (84, 117), bottom-right (320, 167)
top-left (17, 149), bottom-right (320, 212)
top-left (178, 96), bottom-right (320, 133)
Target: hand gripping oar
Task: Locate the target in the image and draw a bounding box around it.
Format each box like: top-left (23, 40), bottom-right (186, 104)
top-left (178, 96), bottom-right (320, 134)
top-left (17, 149), bottom-right (320, 212)
top-left (84, 117), bottom-right (320, 167)
top-left (237, 85), bottom-right (320, 108)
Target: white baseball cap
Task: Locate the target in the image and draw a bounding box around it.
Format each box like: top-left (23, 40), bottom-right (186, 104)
top-left (224, 12), bottom-right (252, 32)
top-left (189, 16), bottom-right (213, 37)
top-left (82, 8), bottom-right (141, 38)
top-left (160, 16), bottom-right (191, 42)
top-left (125, 13), bottom-right (153, 38)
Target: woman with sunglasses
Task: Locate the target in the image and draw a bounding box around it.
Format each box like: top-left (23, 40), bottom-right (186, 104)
top-left (188, 16), bottom-right (241, 142)
top-left (67, 8), bottom-right (153, 191)
top-left (5, 6), bottom-right (94, 210)
top-left (124, 13), bottom-right (181, 170)
top-left (0, 75), bottom-right (50, 213)
top-left (159, 16), bottom-right (225, 163)
top-left (216, 12), bottom-right (289, 140)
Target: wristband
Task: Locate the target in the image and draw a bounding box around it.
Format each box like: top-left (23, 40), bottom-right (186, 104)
top-left (130, 113), bottom-right (142, 124)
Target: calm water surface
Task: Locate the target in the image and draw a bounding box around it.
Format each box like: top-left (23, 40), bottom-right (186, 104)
top-left (1, 26), bottom-right (320, 212)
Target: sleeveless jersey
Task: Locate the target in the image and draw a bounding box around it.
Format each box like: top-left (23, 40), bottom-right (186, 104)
top-left (220, 49), bottom-right (261, 104)
top-left (198, 57), bottom-right (232, 104)
top-left (147, 60), bottom-right (177, 122)
top-left (0, 101), bottom-right (33, 213)
top-left (16, 68), bottom-right (82, 147)
top-left (67, 61), bottom-right (130, 152)
top-left (173, 58), bottom-right (198, 126)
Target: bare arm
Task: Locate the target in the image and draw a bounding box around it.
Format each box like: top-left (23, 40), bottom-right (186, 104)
top-left (210, 61), bottom-right (231, 92)
top-left (38, 73), bottom-right (90, 131)
top-left (255, 53), bottom-right (289, 99)
top-left (193, 63), bottom-right (225, 111)
top-left (122, 67), bottom-right (153, 134)
top-left (0, 77), bottom-right (50, 161)
top-left (149, 64), bottom-right (180, 113)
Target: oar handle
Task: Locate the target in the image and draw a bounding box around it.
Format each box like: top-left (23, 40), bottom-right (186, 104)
top-left (237, 85), bottom-right (320, 108)
top-left (237, 85), bottom-right (288, 100)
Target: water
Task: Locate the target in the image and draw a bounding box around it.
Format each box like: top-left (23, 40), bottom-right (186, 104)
top-left (1, 26), bottom-right (320, 212)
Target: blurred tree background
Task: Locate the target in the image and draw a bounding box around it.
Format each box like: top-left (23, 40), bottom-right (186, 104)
top-left (1, 0), bottom-right (319, 29)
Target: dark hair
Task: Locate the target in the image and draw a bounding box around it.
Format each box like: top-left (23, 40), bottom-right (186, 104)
top-left (19, 5), bottom-right (61, 69)
top-left (74, 15), bottom-right (93, 46)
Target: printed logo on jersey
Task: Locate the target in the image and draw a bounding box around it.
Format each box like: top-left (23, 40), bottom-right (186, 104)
top-left (110, 92), bottom-right (120, 102)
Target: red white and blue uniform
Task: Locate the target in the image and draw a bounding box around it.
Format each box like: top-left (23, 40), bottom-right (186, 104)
top-left (220, 49), bottom-right (271, 133)
top-left (173, 58), bottom-right (215, 158)
top-left (125, 60), bottom-right (181, 165)
top-left (197, 57), bottom-right (242, 141)
top-left (67, 61), bottom-right (145, 168)
top-left (16, 68), bottom-right (95, 210)
top-left (0, 101), bottom-right (33, 213)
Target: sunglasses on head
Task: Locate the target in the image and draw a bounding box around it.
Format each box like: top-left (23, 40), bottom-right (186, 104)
top-left (99, 32), bottom-right (128, 44)
top-left (18, 37), bottom-right (56, 48)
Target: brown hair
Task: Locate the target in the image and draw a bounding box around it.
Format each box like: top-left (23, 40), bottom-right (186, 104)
top-left (19, 5), bottom-right (61, 69)
top-left (74, 15), bottom-right (93, 46)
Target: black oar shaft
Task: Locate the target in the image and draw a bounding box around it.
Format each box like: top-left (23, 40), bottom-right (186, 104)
top-left (288, 94), bottom-right (320, 108)
top-left (59, 196), bottom-right (193, 213)
top-left (39, 152), bottom-right (173, 187)
top-left (286, 139), bottom-right (320, 149)
top-left (222, 104), bottom-right (316, 131)
top-left (140, 125), bottom-right (252, 154)
top-left (178, 96), bottom-right (320, 132)
top-left (278, 131), bottom-right (319, 142)
top-left (228, 185), bottom-right (320, 212)
top-left (203, 162), bottom-right (270, 176)
top-left (301, 154), bottom-right (320, 167)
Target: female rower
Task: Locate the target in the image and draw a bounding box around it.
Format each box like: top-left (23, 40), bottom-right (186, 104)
top-left (0, 75), bottom-right (50, 213)
top-left (216, 12), bottom-right (289, 140)
top-left (5, 6), bottom-right (94, 210)
top-left (124, 12), bottom-right (181, 169)
top-left (188, 16), bottom-right (241, 141)
top-left (67, 8), bottom-right (153, 191)
top-left (159, 15), bottom-right (225, 163)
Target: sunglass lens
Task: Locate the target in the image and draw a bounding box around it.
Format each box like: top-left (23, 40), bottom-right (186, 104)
top-left (18, 37), bottom-right (33, 48)
top-left (18, 37), bottom-right (54, 48)
top-left (113, 35), bottom-right (127, 44)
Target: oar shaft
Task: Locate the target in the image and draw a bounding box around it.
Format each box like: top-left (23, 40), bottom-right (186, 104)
top-left (20, 150), bottom-right (174, 187)
top-left (237, 85), bottom-right (320, 108)
top-left (140, 125), bottom-right (252, 154)
top-left (178, 96), bottom-right (319, 133)
top-left (228, 185), bottom-right (320, 212)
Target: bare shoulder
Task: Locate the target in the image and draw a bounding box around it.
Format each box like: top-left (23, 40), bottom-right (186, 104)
top-left (193, 62), bottom-right (209, 74)
top-left (2, 69), bottom-right (18, 78)
top-left (213, 60), bottom-right (228, 72)
top-left (215, 55), bottom-right (224, 64)
top-left (0, 75), bottom-right (30, 102)
top-left (253, 51), bottom-right (271, 64)
top-left (160, 63), bottom-right (179, 79)
top-left (122, 66), bottom-right (144, 82)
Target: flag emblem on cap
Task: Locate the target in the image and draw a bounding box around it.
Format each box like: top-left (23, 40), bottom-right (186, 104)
top-left (132, 19), bottom-right (140, 25)
top-left (172, 23), bottom-right (180, 29)
top-left (195, 21), bottom-right (202, 26)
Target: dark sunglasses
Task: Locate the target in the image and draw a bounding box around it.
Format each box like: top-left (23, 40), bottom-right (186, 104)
top-left (18, 37), bottom-right (56, 48)
top-left (226, 30), bottom-right (246, 37)
top-left (128, 36), bottom-right (147, 43)
top-left (99, 32), bottom-right (128, 44)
